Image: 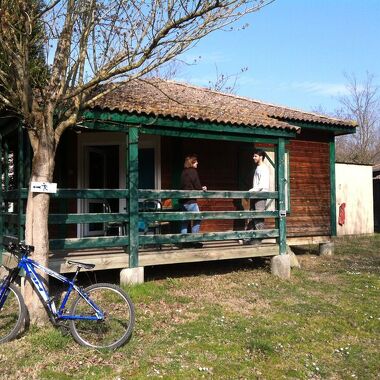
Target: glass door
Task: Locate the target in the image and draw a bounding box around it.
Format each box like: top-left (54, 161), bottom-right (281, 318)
top-left (84, 146), bottom-right (119, 236)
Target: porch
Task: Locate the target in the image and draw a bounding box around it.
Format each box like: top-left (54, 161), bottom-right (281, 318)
top-left (48, 241), bottom-right (279, 273)
top-left (1, 186), bottom-right (284, 273)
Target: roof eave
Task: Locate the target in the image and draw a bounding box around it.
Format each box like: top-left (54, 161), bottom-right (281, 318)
top-left (281, 120), bottom-right (357, 136)
top-left (82, 108), bottom-right (300, 138)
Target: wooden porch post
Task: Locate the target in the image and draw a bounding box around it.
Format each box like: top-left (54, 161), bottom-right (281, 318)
top-left (276, 138), bottom-right (287, 255)
top-left (24, 130), bottom-right (31, 187)
top-left (0, 133), bottom-right (3, 246)
top-left (2, 138), bottom-right (10, 240)
top-left (4, 139), bottom-right (9, 191)
top-left (18, 124), bottom-right (24, 241)
top-left (329, 139), bottom-right (337, 236)
top-left (127, 127), bottom-right (139, 267)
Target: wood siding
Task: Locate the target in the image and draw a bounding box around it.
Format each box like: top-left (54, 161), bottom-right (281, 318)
top-left (50, 133), bottom-right (332, 239)
top-left (287, 140), bottom-right (331, 236)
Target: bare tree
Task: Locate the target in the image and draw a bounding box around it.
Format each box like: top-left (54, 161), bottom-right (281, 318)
top-left (0, 0), bottom-right (275, 323)
top-left (143, 59), bottom-right (186, 80)
top-left (208, 65), bottom-right (248, 94)
top-left (335, 72), bottom-right (380, 164)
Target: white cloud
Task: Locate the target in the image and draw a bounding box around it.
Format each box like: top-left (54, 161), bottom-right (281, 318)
top-left (175, 75), bottom-right (212, 87)
top-left (179, 51), bottom-right (232, 65)
top-left (232, 77), bottom-right (350, 97)
top-left (278, 81), bottom-right (350, 97)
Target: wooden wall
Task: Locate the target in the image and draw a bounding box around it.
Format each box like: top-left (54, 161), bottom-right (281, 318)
top-left (286, 139), bottom-right (331, 236)
top-left (49, 131), bottom-right (334, 239)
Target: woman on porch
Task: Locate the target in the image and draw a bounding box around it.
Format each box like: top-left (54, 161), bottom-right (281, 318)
top-left (179, 154), bottom-right (207, 248)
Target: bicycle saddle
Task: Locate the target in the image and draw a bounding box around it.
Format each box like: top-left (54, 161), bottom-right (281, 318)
top-left (66, 260), bottom-right (95, 270)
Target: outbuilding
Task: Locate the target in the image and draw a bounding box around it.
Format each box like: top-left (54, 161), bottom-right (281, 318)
top-left (374, 164), bottom-right (380, 232)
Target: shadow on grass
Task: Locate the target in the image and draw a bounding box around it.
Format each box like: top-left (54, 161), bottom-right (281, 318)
top-left (49, 269), bottom-right (122, 290)
top-left (49, 257), bottom-right (270, 290)
top-left (144, 257), bottom-right (270, 281)
top-left (50, 234), bottom-right (380, 289)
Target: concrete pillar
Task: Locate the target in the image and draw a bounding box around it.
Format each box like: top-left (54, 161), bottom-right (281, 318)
top-left (271, 255), bottom-right (291, 279)
top-left (319, 242), bottom-right (334, 256)
top-left (286, 245), bottom-right (301, 268)
top-left (120, 267), bottom-right (144, 285)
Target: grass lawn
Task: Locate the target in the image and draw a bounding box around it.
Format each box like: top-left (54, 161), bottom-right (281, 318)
top-left (0, 234), bottom-right (379, 379)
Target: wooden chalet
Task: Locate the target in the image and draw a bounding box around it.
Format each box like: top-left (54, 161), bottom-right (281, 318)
top-left (0, 79), bottom-right (357, 277)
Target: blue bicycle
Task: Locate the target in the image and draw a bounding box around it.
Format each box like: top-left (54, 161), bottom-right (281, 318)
top-left (0, 242), bottom-right (135, 349)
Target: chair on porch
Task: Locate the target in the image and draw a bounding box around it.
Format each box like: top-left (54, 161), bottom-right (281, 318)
top-left (102, 200), bottom-right (127, 236)
top-left (139, 199), bottom-right (170, 249)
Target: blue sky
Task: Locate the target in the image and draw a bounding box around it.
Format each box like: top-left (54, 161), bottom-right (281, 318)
top-left (177, 0), bottom-right (380, 114)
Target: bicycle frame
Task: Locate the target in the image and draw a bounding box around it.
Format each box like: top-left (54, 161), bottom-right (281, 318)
top-left (2, 254), bottom-right (104, 321)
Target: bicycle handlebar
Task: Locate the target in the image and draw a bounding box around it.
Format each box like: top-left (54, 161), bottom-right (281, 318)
top-left (3, 242), bottom-right (35, 257)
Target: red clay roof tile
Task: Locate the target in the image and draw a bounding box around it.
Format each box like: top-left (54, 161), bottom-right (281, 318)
top-left (90, 78), bottom-right (356, 132)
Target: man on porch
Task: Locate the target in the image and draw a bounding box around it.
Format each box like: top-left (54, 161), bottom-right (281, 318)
top-left (244, 149), bottom-right (270, 245)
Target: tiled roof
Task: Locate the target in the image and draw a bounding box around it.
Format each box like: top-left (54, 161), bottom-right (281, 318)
top-left (90, 78), bottom-right (357, 132)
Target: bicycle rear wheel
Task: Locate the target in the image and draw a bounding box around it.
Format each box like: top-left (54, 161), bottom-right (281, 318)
top-left (69, 283), bottom-right (135, 349)
top-left (0, 283), bottom-right (26, 344)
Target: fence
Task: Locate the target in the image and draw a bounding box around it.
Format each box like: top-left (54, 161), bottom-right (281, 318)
top-left (1, 188), bottom-right (282, 264)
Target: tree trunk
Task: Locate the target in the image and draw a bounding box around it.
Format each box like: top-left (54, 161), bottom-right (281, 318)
top-left (24, 129), bottom-right (56, 326)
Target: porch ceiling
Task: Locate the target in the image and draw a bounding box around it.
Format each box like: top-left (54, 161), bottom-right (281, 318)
top-left (87, 78), bottom-right (356, 134)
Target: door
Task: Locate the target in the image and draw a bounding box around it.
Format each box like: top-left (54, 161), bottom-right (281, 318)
top-left (138, 135), bottom-right (161, 190)
top-left (84, 145), bottom-right (119, 236)
top-left (139, 148), bottom-right (155, 189)
top-left (77, 133), bottom-right (160, 237)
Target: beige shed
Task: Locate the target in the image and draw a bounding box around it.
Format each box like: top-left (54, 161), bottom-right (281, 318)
top-left (336, 163), bottom-right (374, 235)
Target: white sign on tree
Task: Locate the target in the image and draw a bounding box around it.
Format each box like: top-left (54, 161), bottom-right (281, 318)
top-left (30, 182), bottom-right (57, 194)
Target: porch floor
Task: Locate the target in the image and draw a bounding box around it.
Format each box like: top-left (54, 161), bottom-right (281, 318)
top-left (49, 240), bottom-right (279, 273)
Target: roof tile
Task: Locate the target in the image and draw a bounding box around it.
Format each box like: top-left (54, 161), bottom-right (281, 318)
top-left (90, 79), bottom-right (356, 132)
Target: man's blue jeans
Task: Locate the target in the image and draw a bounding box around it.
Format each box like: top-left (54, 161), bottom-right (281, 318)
top-left (181, 202), bottom-right (201, 234)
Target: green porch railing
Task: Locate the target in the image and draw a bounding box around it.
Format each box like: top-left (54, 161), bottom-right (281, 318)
top-left (1, 189), bottom-right (131, 250)
top-left (138, 190), bottom-right (279, 246)
top-left (1, 188), bottom-right (282, 264)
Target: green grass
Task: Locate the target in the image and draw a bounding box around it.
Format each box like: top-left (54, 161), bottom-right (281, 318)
top-left (0, 234), bottom-right (379, 379)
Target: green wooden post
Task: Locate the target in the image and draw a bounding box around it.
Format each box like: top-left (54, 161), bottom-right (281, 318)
top-left (4, 140), bottom-right (9, 191)
top-left (329, 140), bottom-right (337, 236)
top-left (0, 133), bottom-right (3, 247)
top-left (24, 131), bottom-right (31, 186)
top-left (171, 137), bottom-right (183, 210)
top-left (127, 127), bottom-right (139, 267)
top-left (3, 139), bottom-right (9, 238)
top-left (276, 138), bottom-right (287, 255)
top-left (18, 125), bottom-right (24, 241)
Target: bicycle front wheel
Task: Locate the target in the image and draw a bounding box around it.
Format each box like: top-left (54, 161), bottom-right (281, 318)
top-left (69, 283), bottom-right (135, 349)
top-left (0, 283), bottom-right (26, 344)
